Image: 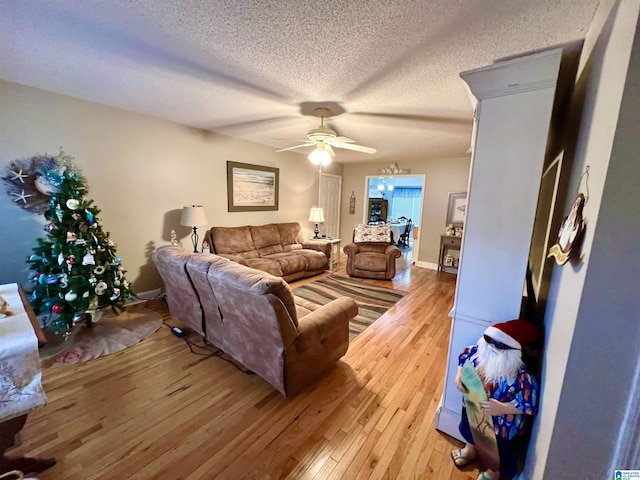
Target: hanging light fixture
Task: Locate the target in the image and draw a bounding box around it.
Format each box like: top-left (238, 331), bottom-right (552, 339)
top-left (308, 142), bottom-right (332, 166)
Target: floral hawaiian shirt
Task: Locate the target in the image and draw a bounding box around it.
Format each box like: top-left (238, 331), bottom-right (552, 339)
top-left (458, 345), bottom-right (539, 440)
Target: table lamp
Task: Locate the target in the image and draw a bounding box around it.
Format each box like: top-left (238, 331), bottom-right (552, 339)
top-left (308, 207), bottom-right (325, 239)
top-left (180, 205), bottom-right (208, 253)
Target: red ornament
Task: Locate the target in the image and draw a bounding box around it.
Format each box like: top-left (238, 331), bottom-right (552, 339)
top-left (51, 303), bottom-right (64, 314)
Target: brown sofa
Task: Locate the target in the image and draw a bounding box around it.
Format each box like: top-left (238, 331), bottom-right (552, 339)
top-left (202, 222), bottom-right (330, 282)
top-left (152, 246), bottom-right (358, 396)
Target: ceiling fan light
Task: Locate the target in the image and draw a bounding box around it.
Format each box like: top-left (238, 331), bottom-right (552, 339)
top-left (309, 148), bottom-right (332, 166)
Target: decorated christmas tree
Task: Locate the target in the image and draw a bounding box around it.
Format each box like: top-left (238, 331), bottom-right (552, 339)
top-left (3, 150), bottom-right (133, 334)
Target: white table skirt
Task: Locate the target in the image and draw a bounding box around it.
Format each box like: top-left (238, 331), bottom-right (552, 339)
top-left (0, 283), bottom-right (47, 422)
top-left (389, 222), bottom-right (407, 243)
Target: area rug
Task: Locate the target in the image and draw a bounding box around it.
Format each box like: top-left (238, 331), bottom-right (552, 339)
top-left (39, 305), bottom-right (163, 368)
top-left (292, 274), bottom-right (408, 340)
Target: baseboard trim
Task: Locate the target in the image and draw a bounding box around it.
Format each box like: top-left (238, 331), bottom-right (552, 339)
top-left (126, 288), bottom-right (163, 306)
top-left (435, 404), bottom-right (465, 442)
top-left (416, 261), bottom-right (438, 270)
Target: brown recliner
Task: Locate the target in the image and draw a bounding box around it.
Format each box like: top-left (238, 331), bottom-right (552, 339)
top-left (344, 229), bottom-right (402, 280)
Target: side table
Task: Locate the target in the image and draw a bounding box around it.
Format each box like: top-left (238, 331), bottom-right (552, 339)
top-left (309, 238), bottom-right (342, 270)
top-left (438, 235), bottom-right (461, 273)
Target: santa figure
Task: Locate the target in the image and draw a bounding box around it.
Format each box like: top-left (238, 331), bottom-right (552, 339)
top-left (451, 319), bottom-right (540, 480)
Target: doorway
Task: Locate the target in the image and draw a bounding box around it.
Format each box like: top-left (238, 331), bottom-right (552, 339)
top-left (364, 174), bottom-right (425, 264)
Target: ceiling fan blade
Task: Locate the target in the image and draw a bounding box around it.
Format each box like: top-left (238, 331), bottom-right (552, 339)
top-left (330, 141), bottom-right (377, 154)
top-left (272, 137), bottom-right (311, 142)
top-left (276, 143), bottom-right (315, 152)
top-left (332, 136), bottom-right (355, 143)
top-left (326, 144), bottom-right (335, 157)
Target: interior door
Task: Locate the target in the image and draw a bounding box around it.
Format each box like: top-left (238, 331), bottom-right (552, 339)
top-left (319, 173), bottom-right (342, 239)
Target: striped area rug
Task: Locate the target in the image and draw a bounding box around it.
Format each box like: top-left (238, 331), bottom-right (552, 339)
top-left (292, 274), bottom-right (408, 341)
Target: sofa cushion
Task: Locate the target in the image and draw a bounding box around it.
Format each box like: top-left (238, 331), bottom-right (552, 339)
top-left (294, 249), bottom-right (329, 271)
top-left (353, 252), bottom-right (389, 271)
top-left (250, 224), bottom-right (281, 248)
top-left (207, 259), bottom-right (298, 327)
top-left (244, 258), bottom-right (283, 277)
top-left (264, 252), bottom-right (307, 276)
top-left (277, 222), bottom-right (303, 246)
top-left (283, 243), bottom-right (302, 252)
top-left (211, 226), bottom-right (257, 257)
top-left (354, 223), bottom-right (391, 243)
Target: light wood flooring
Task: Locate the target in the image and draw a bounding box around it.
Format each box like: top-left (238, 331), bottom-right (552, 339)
top-left (12, 256), bottom-right (482, 480)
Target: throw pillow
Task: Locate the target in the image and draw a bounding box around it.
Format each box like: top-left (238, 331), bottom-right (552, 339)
top-left (354, 223), bottom-right (391, 243)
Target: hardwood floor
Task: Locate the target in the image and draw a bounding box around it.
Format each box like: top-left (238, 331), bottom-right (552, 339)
top-left (12, 256), bottom-right (481, 480)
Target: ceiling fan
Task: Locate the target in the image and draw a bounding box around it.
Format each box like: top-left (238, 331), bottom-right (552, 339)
top-left (276, 107), bottom-right (377, 165)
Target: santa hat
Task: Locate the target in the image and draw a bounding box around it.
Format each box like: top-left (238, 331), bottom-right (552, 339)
top-left (484, 319), bottom-right (540, 350)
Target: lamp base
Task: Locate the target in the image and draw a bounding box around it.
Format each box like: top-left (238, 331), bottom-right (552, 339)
top-left (191, 226), bottom-right (199, 253)
top-left (313, 224), bottom-right (320, 239)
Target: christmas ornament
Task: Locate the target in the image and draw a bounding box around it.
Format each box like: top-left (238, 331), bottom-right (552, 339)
top-left (82, 252), bottom-right (95, 265)
top-left (45, 223), bottom-right (58, 233)
top-left (75, 238), bottom-right (86, 246)
top-left (89, 274), bottom-right (97, 285)
top-left (66, 231), bottom-right (77, 242)
top-left (9, 168), bottom-right (28, 183)
top-left (34, 175), bottom-right (60, 194)
top-left (86, 211), bottom-right (94, 224)
top-left (95, 281), bottom-right (107, 295)
top-left (66, 255), bottom-right (75, 272)
top-left (110, 288), bottom-right (121, 301)
top-left (66, 198), bottom-right (80, 210)
top-left (79, 222), bottom-right (88, 233)
top-left (64, 290), bottom-right (78, 302)
top-left (82, 291), bottom-right (90, 298)
top-left (52, 303), bottom-right (64, 314)
top-left (55, 204), bottom-right (63, 221)
top-left (94, 265), bottom-right (105, 275)
top-left (11, 189), bottom-right (34, 204)
top-left (58, 252), bottom-right (64, 265)
top-left (58, 273), bottom-right (68, 287)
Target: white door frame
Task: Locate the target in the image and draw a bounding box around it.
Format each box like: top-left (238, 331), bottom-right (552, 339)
top-left (363, 174), bottom-right (426, 264)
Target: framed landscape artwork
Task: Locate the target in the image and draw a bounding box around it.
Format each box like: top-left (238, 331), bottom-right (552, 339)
top-left (227, 161), bottom-right (279, 212)
top-left (447, 191), bottom-right (467, 226)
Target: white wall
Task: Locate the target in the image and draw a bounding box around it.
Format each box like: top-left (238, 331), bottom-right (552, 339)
top-left (0, 80), bottom-right (342, 291)
top-left (525, 0), bottom-right (640, 478)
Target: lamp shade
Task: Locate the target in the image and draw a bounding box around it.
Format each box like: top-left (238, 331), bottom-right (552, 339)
top-left (309, 148), bottom-right (332, 166)
top-left (308, 207), bottom-right (325, 223)
top-left (180, 205), bottom-right (208, 227)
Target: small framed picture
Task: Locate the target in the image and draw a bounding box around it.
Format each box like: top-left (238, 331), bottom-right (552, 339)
top-left (447, 192), bottom-right (467, 226)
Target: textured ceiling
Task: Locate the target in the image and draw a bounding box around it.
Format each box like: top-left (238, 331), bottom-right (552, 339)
top-left (0, 0), bottom-right (601, 163)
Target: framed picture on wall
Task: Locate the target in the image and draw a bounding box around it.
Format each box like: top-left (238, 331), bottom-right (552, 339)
top-left (227, 161), bottom-right (279, 212)
top-left (447, 191), bottom-right (467, 226)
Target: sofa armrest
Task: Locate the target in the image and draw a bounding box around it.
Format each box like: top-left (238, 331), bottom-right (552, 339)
top-left (301, 241), bottom-right (331, 258)
top-left (293, 297), bottom-right (358, 352)
top-left (385, 245), bottom-right (402, 257)
top-left (343, 243), bottom-right (359, 255)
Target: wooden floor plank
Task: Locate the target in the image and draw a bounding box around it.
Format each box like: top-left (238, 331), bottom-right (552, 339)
top-left (11, 254), bottom-right (481, 479)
